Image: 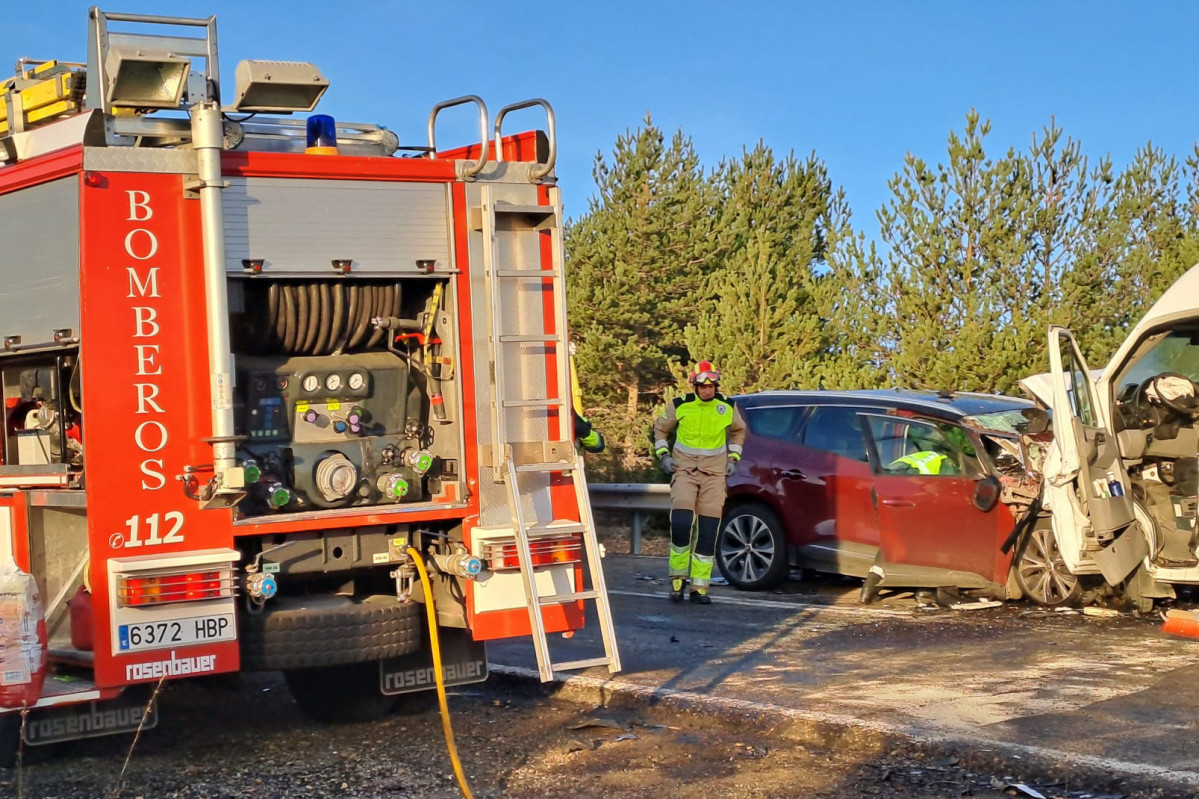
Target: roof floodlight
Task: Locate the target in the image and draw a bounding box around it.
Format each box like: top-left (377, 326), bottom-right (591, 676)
top-left (104, 47), bottom-right (191, 108)
top-left (230, 60), bottom-right (329, 113)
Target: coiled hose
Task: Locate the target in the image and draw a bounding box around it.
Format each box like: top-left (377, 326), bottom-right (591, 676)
top-left (264, 281), bottom-right (402, 356)
top-left (407, 546), bottom-right (474, 799)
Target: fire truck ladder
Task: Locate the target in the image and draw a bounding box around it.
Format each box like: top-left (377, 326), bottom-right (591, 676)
top-left (478, 183), bottom-right (621, 683)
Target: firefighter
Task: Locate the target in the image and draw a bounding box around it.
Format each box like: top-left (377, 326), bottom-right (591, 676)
top-left (888, 450), bottom-right (949, 475)
top-left (653, 360), bottom-right (746, 604)
top-left (887, 427), bottom-right (963, 475)
top-left (573, 410), bottom-right (605, 454)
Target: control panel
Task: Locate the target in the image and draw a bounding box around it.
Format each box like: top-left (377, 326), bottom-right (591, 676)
top-left (235, 352), bottom-right (439, 515)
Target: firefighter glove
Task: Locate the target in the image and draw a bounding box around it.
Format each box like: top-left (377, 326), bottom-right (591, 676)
top-left (661, 455), bottom-right (676, 475)
top-left (581, 429), bottom-right (605, 454)
top-left (726, 452), bottom-right (741, 476)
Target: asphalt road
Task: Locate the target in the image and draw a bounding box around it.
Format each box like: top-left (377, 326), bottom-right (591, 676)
top-left (488, 553), bottom-right (1199, 791)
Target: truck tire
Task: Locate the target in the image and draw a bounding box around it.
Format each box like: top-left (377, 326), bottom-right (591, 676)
top-left (0, 714), bottom-right (17, 769)
top-left (240, 595), bottom-right (422, 671)
top-left (284, 661), bottom-right (401, 724)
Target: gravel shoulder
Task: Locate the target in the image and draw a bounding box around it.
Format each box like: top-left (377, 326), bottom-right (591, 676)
top-left (3, 671), bottom-right (1165, 799)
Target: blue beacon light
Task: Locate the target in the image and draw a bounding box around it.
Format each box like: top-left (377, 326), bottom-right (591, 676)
top-left (306, 114), bottom-right (338, 155)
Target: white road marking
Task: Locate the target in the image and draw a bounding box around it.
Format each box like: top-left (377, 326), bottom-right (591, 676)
top-left (608, 588), bottom-right (912, 617)
top-left (492, 664), bottom-right (1199, 788)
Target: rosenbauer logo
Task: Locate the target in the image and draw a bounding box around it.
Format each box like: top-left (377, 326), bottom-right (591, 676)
top-left (124, 650), bottom-right (217, 681)
top-left (24, 700), bottom-right (157, 746)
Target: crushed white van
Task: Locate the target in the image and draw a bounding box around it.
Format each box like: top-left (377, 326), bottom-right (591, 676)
top-left (1020, 264), bottom-right (1199, 610)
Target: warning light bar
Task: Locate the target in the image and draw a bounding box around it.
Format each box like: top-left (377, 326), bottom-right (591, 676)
top-left (108, 550), bottom-right (242, 610)
top-left (485, 535), bottom-right (582, 572)
top-left (116, 567), bottom-right (237, 607)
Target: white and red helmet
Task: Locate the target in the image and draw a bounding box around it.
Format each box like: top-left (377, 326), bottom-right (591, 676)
top-left (690, 360), bottom-right (720, 386)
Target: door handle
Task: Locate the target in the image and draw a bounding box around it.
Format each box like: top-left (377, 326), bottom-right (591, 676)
top-left (880, 499), bottom-right (916, 508)
top-left (781, 469), bottom-right (805, 480)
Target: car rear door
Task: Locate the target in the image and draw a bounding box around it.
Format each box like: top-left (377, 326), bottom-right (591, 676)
top-left (862, 414), bottom-right (1009, 583)
top-left (792, 405), bottom-right (880, 575)
top-left (737, 403), bottom-right (813, 545)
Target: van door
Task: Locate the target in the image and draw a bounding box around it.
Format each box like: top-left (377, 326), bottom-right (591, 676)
top-left (1046, 326), bottom-right (1145, 583)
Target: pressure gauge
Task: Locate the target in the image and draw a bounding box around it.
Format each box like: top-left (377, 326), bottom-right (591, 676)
top-left (302, 375), bottom-right (319, 393)
top-left (325, 373), bottom-right (343, 392)
top-left (348, 372), bottom-right (365, 391)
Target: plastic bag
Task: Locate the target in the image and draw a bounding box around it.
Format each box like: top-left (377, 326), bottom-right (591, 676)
top-left (0, 560), bottom-right (47, 708)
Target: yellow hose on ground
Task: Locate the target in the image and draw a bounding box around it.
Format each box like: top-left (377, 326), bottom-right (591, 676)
top-left (407, 547), bottom-right (474, 799)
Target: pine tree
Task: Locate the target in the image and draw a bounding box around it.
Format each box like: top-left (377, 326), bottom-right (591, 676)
top-left (1068, 145), bottom-right (1199, 364)
top-left (818, 193), bottom-right (894, 389)
top-left (684, 144), bottom-right (834, 394)
top-left (824, 111), bottom-right (1039, 393)
top-left (565, 115), bottom-right (720, 476)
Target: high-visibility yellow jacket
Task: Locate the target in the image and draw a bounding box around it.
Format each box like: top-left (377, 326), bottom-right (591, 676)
top-left (888, 451), bottom-right (948, 475)
top-left (653, 393), bottom-right (746, 476)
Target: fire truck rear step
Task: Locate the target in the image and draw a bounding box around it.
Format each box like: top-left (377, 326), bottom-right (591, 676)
top-left (477, 186), bottom-right (621, 682)
top-left (28, 677), bottom-right (103, 709)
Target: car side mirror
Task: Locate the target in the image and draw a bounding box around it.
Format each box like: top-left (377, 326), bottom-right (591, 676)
top-left (973, 475), bottom-right (1001, 512)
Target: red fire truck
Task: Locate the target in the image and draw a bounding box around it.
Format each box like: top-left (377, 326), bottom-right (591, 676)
top-left (0, 7), bottom-right (618, 755)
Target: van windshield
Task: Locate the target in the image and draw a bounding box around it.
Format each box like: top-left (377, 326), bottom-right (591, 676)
top-left (1119, 329), bottom-right (1199, 394)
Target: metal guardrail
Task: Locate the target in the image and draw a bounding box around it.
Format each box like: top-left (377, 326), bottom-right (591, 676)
top-left (588, 483), bottom-right (671, 555)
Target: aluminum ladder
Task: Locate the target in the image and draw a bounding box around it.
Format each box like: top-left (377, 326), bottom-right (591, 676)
top-left (477, 183), bottom-right (621, 682)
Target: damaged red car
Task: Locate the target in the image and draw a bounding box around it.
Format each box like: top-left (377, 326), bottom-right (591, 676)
top-left (718, 390), bottom-right (1055, 604)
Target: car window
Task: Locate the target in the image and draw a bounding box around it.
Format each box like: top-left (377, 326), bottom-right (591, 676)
top-left (1060, 342), bottom-right (1097, 426)
top-left (864, 416), bottom-right (967, 477)
top-left (802, 406), bottom-right (870, 462)
top-left (746, 405), bottom-right (808, 440)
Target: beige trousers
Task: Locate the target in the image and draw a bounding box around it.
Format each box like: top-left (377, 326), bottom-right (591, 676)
top-left (670, 468), bottom-right (727, 518)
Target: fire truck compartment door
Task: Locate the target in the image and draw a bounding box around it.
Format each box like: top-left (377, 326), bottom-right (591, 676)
top-left (221, 178), bottom-right (451, 274)
top-left (0, 176), bottom-right (80, 346)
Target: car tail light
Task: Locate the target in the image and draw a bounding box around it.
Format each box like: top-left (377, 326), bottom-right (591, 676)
top-left (485, 535), bottom-right (582, 571)
top-left (116, 568), bottom-right (236, 607)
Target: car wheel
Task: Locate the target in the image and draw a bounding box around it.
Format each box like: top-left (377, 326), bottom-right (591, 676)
top-left (1014, 519), bottom-right (1082, 607)
top-left (718, 504), bottom-right (788, 591)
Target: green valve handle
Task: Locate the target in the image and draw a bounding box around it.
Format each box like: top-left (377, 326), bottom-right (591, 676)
top-left (266, 483), bottom-right (292, 509)
top-left (377, 474), bottom-right (409, 500)
top-left (406, 449), bottom-right (434, 475)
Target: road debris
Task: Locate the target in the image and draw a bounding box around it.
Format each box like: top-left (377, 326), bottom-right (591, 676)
top-left (950, 599), bottom-right (1004, 611)
top-left (569, 716), bottom-right (630, 733)
top-left (1082, 606), bottom-right (1121, 618)
top-left (561, 735), bottom-right (594, 753)
top-left (991, 776), bottom-right (1047, 798)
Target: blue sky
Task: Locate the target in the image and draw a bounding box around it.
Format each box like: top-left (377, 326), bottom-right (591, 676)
top-left (8, 2), bottom-right (1199, 227)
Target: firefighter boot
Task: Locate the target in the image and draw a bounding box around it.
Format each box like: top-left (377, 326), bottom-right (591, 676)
top-left (670, 578), bottom-right (687, 603)
top-left (689, 587), bottom-right (711, 605)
